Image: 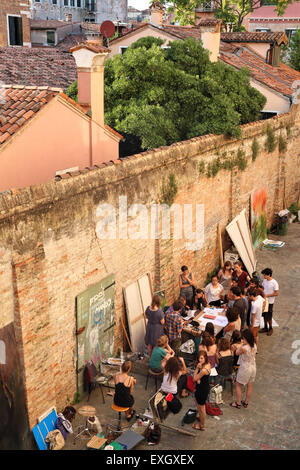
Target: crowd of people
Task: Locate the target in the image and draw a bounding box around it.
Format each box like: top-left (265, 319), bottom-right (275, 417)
top-left (113, 262), bottom-right (279, 431)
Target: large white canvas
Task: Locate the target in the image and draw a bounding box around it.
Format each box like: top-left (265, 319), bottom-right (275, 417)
top-left (123, 273), bottom-right (152, 353)
top-left (226, 209), bottom-right (256, 275)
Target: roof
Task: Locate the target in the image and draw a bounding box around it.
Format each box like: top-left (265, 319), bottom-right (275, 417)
top-left (69, 41), bottom-right (110, 54)
top-left (0, 47), bottom-right (77, 91)
top-left (80, 22), bottom-right (102, 33)
top-left (0, 85), bottom-right (61, 146)
top-left (250, 2), bottom-right (300, 19)
top-left (56, 33), bottom-right (87, 52)
top-left (219, 41), bottom-right (300, 98)
top-left (0, 85), bottom-right (123, 148)
top-left (31, 19), bottom-right (80, 30)
top-left (221, 31), bottom-right (288, 45)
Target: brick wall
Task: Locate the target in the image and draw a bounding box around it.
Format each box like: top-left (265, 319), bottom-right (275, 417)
top-left (0, 104), bottom-right (299, 430)
top-left (0, 0), bottom-right (31, 47)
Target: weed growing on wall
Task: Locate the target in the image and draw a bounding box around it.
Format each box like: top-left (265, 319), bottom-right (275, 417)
top-left (252, 138), bottom-right (260, 161)
top-left (160, 173), bottom-right (178, 206)
top-left (198, 160), bottom-right (206, 174)
top-left (265, 124), bottom-right (277, 153)
top-left (236, 148), bottom-right (247, 170)
top-left (278, 134), bottom-right (287, 154)
top-left (286, 124), bottom-right (291, 137)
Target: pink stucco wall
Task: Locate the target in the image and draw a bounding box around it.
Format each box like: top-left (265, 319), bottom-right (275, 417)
top-left (0, 97), bottom-right (119, 191)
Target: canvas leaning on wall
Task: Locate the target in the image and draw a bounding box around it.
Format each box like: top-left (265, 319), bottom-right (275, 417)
top-left (251, 188), bottom-right (267, 249)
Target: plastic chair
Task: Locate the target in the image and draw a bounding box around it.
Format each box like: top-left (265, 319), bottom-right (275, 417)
top-left (145, 368), bottom-right (164, 392)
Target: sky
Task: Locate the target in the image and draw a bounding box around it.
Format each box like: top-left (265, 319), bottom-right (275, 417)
top-left (128, 1), bottom-right (152, 10)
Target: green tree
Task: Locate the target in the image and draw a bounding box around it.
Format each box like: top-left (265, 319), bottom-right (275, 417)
top-left (288, 30), bottom-right (300, 72)
top-left (104, 37), bottom-right (266, 156)
top-left (157, 0), bottom-right (292, 30)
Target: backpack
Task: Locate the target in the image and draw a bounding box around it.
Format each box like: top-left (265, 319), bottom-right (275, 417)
top-left (181, 409), bottom-right (197, 426)
top-left (166, 394), bottom-right (182, 414)
top-left (146, 423), bottom-right (161, 445)
top-left (45, 430), bottom-right (65, 450)
top-left (205, 402), bottom-right (223, 416)
top-left (209, 384), bottom-right (223, 405)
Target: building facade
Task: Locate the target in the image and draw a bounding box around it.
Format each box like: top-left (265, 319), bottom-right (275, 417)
top-left (0, 0), bottom-right (31, 47)
top-left (29, 0), bottom-right (127, 24)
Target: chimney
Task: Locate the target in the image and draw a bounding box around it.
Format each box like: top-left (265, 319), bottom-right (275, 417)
top-left (150, 1), bottom-right (164, 26)
top-left (71, 43), bottom-right (109, 127)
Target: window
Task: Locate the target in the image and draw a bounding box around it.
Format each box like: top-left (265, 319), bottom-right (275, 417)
top-left (8, 15), bottom-right (23, 46)
top-left (47, 31), bottom-right (55, 45)
top-left (255, 28), bottom-right (270, 33)
top-left (285, 29), bottom-right (296, 40)
top-left (52, 0), bottom-right (58, 5)
top-left (120, 46), bottom-right (128, 54)
top-left (77, 0), bottom-right (81, 7)
top-left (70, 0), bottom-right (75, 6)
top-left (64, 0), bottom-right (69, 6)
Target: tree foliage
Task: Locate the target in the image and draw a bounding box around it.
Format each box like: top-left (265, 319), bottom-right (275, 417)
top-left (287, 30), bottom-right (300, 72)
top-left (157, 0), bottom-right (292, 30)
top-left (104, 37), bottom-right (266, 156)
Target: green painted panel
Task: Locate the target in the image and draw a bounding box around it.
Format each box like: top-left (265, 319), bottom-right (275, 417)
top-left (76, 274), bottom-right (115, 395)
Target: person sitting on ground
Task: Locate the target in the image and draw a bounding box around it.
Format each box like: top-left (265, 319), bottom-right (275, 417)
top-left (149, 335), bottom-right (175, 373)
top-left (193, 350), bottom-right (211, 431)
top-left (223, 307), bottom-right (241, 341)
top-left (161, 356), bottom-right (189, 398)
top-left (248, 287), bottom-right (265, 349)
top-left (193, 288), bottom-right (208, 310)
top-left (230, 329), bottom-right (257, 409)
top-left (231, 286), bottom-right (247, 330)
top-left (231, 261), bottom-right (250, 292)
top-left (113, 361), bottom-right (136, 420)
top-left (165, 299), bottom-right (185, 356)
top-left (218, 261), bottom-right (233, 302)
top-left (205, 275), bottom-right (224, 307)
top-left (230, 329), bottom-right (243, 371)
top-left (179, 265), bottom-right (196, 309)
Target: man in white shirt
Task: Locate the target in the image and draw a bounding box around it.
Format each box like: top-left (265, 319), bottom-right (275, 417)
top-left (248, 287), bottom-right (265, 349)
top-left (260, 268), bottom-right (279, 336)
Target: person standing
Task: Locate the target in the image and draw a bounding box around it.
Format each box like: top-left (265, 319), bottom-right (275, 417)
top-left (145, 295), bottom-right (165, 358)
top-left (193, 350), bottom-right (211, 431)
top-left (165, 299), bottom-right (185, 356)
top-left (230, 329), bottom-right (257, 409)
top-left (260, 268), bottom-right (279, 336)
top-left (248, 287), bottom-right (265, 349)
top-left (204, 275), bottom-right (224, 307)
top-left (232, 261), bottom-right (250, 292)
top-left (179, 266), bottom-right (195, 309)
top-left (230, 286), bottom-right (247, 330)
top-left (218, 261), bottom-right (233, 301)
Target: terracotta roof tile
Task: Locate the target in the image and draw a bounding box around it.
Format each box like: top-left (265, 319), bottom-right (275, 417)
top-left (0, 47), bottom-right (77, 91)
top-left (56, 33), bottom-right (87, 52)
top-left (0, 86), bottom-right (61, 147)
top-left (30, 19), bottom-right (80, 29)
top-left (69, 40), bottom-right (110, 54)
top-left (221, 32), bottom-right (288, 45)
top-left (219, 41), bottom-right (300, 97)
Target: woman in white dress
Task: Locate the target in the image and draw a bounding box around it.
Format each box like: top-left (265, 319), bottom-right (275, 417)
top-left (230, 329), bottom-right (257, 409)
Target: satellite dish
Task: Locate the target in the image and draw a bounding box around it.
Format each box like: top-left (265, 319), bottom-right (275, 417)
top-left (100, 20), bottom-right (115, 38)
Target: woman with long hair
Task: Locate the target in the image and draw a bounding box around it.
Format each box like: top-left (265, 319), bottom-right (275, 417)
top-left (218, 261), bottom-right (233, 301)
top-left (145, 294), bottom-right (165, 358)
top-left (193, 350), bottom-right (211, 431)
top-left (113, 361), bottom-right (136, 420)
top-left (149, 335), bottom-right (174, 373)
top-left (230, 329), bottom-right (257, 409)
top-left (223, 307), bottom-right (241, 341)
top-left (161, 356), bottom-right (189, 398)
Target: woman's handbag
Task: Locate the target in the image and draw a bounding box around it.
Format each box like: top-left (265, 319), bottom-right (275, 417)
top-left (166, 393), bottom-right (182, 414)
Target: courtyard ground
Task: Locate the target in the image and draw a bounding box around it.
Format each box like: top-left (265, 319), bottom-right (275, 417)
top-left (64, 222), bottom-right (300, 451)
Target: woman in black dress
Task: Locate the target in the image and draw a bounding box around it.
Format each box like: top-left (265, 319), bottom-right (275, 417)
top-left (145, 295), bottom-right (165, 358)
top-left (113, 361), bottom-right (136, 420)
top-left (193, 350), bottom-right (211, 431)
